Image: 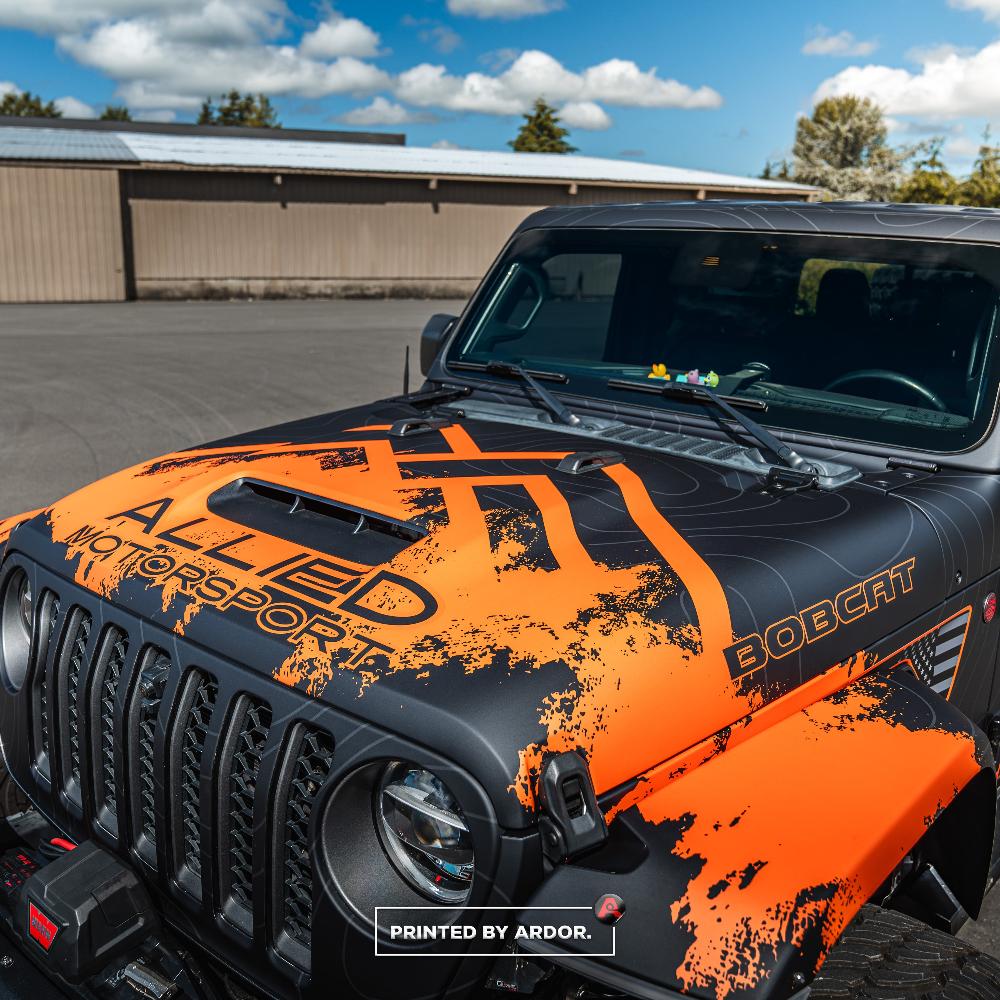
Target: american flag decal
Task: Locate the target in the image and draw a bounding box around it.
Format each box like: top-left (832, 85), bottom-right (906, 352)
top-left (895, 608), bottom-right (971, 699)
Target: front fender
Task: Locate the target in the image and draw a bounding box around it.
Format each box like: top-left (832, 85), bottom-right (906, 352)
top-left (518, 669), bottom-right (994, 1000)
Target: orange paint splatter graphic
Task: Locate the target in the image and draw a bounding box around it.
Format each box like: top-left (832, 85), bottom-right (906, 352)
top-left (631, 673), bottom-right (982, 998)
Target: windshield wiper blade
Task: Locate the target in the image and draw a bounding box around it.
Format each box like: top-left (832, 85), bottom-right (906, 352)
top-left (661, 381), bottom-right (815, 475)
top-left (483, 360), bottom-right (581, 427)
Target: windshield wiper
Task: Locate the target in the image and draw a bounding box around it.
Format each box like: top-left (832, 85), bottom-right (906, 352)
top-left (482, 360), bottom-right (582, 427)
top-left (661, 381), bottom-right (815, 475)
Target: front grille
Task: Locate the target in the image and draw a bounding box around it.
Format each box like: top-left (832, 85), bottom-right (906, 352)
top-left (21, 586), bottom-right (335, 977)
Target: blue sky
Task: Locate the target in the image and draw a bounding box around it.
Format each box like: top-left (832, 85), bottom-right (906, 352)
top-left (2, 0), bottom-right (1000, 178)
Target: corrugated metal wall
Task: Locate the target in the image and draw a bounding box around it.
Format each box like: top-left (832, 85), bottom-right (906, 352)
top-left (0, 166), bottom-right (124, 302)
top-left (126, 172), bottom-right (701, 298)
top-left (131, 200), bottom-right (535, 280)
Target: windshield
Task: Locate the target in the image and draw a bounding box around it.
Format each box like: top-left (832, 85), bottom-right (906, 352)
top-left (448, 228), bottom-right (1000, 453)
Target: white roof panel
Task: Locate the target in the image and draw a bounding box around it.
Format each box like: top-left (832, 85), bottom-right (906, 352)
top-left (116, 131), bottom-right (813, 192)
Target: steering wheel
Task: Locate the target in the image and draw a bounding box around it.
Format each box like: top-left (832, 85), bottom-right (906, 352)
top-left (823, 369), bottom-right (948, 412)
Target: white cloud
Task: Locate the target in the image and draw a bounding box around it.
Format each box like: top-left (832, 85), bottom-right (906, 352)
top-left (395, 49), bottom-right (721, 117)
top-left (300, 12), bottom-right (380, 59)
top-left (423, 24), bottom-right (462, 54)
top-left (0, 0), bottom-right (282, 36)
top-left (431, 138), bottom-right (462, 149)
top-left (802, 27), bottom-right (877, 57)
top-left (396, 64), bottom-right (523, 114)
top-left (0, 80), bottom-right (17, 96)
top-left (446, 0), bottom-right (563, 18)
top-left (60, 15), bottom-right (390, 107)
top-left (339, 96), bottom-right (433, 125)
top-left (580, 58), bottom-right (721, 108)
top-left (0, 0), bottom-right (719, 127)
top-left (814, 39), bottom-right (1000, 119)
top-left (949, 0), bottom-right (1000, 22)
top-left (559, 100), bottom-right (611, 130)
top-left (54, 95), bottom-right (96, 117)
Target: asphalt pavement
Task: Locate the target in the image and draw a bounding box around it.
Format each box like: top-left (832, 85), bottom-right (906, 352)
top-left (0, 299), bottom-right (997, 957)
top-left (0, 299), bottom-right (465, 516)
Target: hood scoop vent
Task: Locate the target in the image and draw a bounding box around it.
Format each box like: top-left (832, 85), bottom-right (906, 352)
top-left (208, 479), bottom-right (426, 565)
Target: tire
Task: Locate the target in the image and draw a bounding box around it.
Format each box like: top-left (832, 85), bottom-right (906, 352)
top-left (0, 762), bottom-right (27, 817)
top-left (811, 904), bottom-right (1000, 999)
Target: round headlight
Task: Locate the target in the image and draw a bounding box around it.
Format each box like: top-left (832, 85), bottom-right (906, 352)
top-left (375, 762), bottom-right (474, 904)
top-left (1, 568), bottom-right (32, 692)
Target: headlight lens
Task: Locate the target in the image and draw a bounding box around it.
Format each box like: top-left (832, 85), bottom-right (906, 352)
top-left (0, 568), bottom-right (32, 692)
top-left (375, 762), bottom-right (474, 903)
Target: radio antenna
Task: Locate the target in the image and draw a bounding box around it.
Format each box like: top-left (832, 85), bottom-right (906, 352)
top-left (403, 344), bottom-right (411, 396)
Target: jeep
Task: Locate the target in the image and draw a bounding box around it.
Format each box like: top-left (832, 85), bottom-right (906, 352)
top-left (3, 200), bottom-right (1000, 1000)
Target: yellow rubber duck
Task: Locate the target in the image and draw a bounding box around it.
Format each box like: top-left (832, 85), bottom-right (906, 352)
top-left (648, 363), bottom-right (670, 380)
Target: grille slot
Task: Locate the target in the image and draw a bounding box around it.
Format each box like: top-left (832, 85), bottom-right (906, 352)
top-left (274, 726), bottom-right (335, 966)
top-left (89, 627), bottom-right (129, 834)
top-left (30, 590), bottom-right (60, 780)
top-left (170, 669), bottom-right (218, 899)
top-left (128, 648), bottom-right (171, 870)
top-left (56, 607), bottom-right (92, 808)
top-left (219, 695), bottom-right (272, 933)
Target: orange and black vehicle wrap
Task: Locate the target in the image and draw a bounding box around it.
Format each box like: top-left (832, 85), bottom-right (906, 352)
top-left (1, 391), bottom-right (999, 999)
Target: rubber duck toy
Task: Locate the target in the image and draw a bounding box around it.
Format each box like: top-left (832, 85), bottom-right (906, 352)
top-left (648, 363), bottom-right (670, 380)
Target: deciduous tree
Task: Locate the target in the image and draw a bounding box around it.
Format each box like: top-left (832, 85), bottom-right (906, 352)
top-left (894, 140), bottom-right (957, 204)
top-left (792, 95), bottom-right (909, 200)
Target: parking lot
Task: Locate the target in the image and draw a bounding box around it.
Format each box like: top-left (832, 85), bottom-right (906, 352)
top-left (0, 298), bottom-right (998, 956)
top-left (0, 299), bottom-right (464, 516)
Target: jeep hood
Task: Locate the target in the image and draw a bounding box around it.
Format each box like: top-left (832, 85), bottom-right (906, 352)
top-left (10, 400), bottom-right (946, 828)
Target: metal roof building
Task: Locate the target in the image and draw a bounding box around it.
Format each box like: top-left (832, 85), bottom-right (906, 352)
top-left (0, 118), bottom-right (816, 303)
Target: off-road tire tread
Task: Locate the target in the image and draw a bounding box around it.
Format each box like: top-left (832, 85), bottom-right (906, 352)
top-left (811, 904), bottom-right (1000, 999)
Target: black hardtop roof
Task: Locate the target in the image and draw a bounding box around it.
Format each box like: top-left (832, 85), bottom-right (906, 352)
top-left (516, 199), bottom-right (1000, 244)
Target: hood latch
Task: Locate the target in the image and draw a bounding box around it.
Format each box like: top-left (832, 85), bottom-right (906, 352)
top-left (537, 752), bottom-right (608, 863)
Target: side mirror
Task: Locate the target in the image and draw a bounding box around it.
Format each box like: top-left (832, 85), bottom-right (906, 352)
top-left (420, 313), bottom-right (457, 376)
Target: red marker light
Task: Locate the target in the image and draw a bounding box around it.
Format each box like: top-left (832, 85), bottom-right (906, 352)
top-left (985, 593), bottom-right (997, 624)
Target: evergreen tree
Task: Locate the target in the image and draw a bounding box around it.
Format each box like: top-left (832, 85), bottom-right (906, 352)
top-left (198, 91), bottom-right (281, 128)
top-left (0, 90), bottom-right (61, 118)
top-left (508, 98), bottom-right (576, 153)
top-left (100, 105), bottom-right (132, 122)
top-left (760, 159), bottom-right (793, 180)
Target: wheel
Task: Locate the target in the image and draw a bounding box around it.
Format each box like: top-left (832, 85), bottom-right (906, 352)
top-left (0, 762), bottom-right (27, 817)
top-left (811, 904), bottom-right (1000, 999)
